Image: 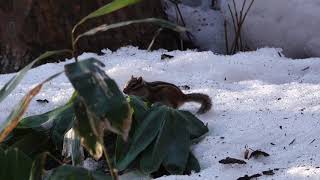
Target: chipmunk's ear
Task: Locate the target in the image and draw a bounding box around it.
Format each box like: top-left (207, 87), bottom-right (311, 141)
top-left (131, 75), bottom-right (134, 79)
top-left (138, 77), bottom-right (142, 82)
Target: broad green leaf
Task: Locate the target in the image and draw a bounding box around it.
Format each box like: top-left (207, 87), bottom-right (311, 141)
top-left (140, 108), bottom-right (190, 174)
top-left (7, 131), bottom-right (50, 158)
top-left (29, 152), bottom-right (48, 180)
top-left (65, 58), bottom-right (132, 141)
top-left (18, 101), bottom-right (73, 129)
top-left (73, 0), bottom-right (142, 33)
top-left (184, 152), bottom-right (200, 174)
top-left (0, 50), bottom-right (71, 103)
top-left (73, 97), bottom-right (103, 160)
top-left (116, 104), bottom-right (167, 171)
top-left (127, 96), bottom-right (149, 125)
top-left (116, 104), bottom-right (208, 174)
top-left (12, 102), bottom-right (75, 151)
top-left (46, 165), bottom-right (112, 180)
top-left (74, 18), bottom-right (187, 45)
top-left (175, 110), bottom-right (209, 139)
top-left (114, 96), bottom-right (149, 163)
top-left (0, 72), bottom-right (63, 143)
top-left (0, 148), bottom-right (33, 180)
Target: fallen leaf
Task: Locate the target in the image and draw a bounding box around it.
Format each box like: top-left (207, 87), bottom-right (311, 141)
top-left (219, 157), bottom-right (246, 164)
top-left (262, 170), bottom-right (275, 175)
top-left (237, 174), bottom-right (261, 180)
top-left (249, 150), bottom-right (270, 159)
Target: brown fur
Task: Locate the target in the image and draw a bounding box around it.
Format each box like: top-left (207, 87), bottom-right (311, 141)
top-left (123, 76), bottom-right (212, 114)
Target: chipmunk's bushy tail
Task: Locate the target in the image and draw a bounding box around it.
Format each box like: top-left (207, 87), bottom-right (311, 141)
top-left (185, 93), bottom-right (212, 114)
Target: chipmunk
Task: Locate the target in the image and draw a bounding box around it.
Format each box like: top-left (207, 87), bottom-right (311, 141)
top-left (123, 76), bottom-right (212, 114)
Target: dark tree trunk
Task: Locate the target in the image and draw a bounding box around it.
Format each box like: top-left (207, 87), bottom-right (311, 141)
top-left (0, 0), bottom-right (182, 73)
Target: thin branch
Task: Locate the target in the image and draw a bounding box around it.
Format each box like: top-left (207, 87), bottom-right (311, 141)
top-left (234, 0), bottom-right (255, 52)
top-left (169, 0), bottom-right (193, 44)
top-left (224, 19), bottom-right (229, 54)
top-left (241, 0), bottom-right (255, 25)
top-left (239, 0), bottom-right (247, 50)
top-left (228, 4), bottom-right (238, 53)
top-left (227, 4), bottom-right (238, 39)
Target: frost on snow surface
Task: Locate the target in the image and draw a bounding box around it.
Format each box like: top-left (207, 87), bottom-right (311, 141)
top-left (1, 47), bottom-right (320, 179)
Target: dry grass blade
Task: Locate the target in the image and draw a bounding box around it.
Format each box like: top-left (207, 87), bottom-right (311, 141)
top-left (0, 71), bottom-right (63, 143)
top-left (74, 18), bottom-right (187, 46)
top-left (72, 0), bottom-right (142, 34)
top-left (148, 28), bottom-right (163, 51)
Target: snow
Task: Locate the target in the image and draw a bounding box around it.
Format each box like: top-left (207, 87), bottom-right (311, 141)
top-left (163, 0), bottom-right (226, 54)
top-left (164, 0), bottom-right (320, 58)
top-left (1, 47), bottom-right (320, 179)
top-left (219, 0), bottom-right (320, 58)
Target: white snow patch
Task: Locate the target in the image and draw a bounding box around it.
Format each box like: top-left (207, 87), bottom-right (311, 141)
top-left (163, 0), bottom-right (226, 54)
top-left (220, 0), bottom-right (320, 58)
top-left (1, 47), bottom-right (320, 179)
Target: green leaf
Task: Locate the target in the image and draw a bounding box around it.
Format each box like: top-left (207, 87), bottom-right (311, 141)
top-left (74, 18), bottom-right (187, 45)
top-left (29, 152), bottom-right (48, 180)
top-left (0, 50), bottom-right (71, 103)
top-left (12, 102), bottom-right (74, 152)
top-left (114, 96), bottom-right (149, 163)
top-left (116, 104), bottom-right (208, 174)
top-left (46, 165), bottom-right (112, 180)
top-left (73, 97), bottom-right (103, 160)
top-left (73, 0), bottom-right (142, 33)
top-left (7, 131), bottom-right (50, 158)
top-left (175, 110), bottom-right (209, 139)
top-left (116, 104), bottom-right (167, 171)
top-left (0, 71), bottom-right (63, 143)
top-left (0, 148), bottom-right (33, 180)
top-left (65, 58), bottom-right (132, 141)
top-left (140, 108), bottom-right (190, 174)
top-left (2, 99), bottom-right (74, 160)
top-left (184, 152), bottom-right (200, 174)
top-left (127, 96), bottom-right (149, 124)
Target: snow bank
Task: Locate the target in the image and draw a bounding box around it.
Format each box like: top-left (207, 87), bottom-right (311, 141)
top-left (220, 0), bottom-right (320, 58)
top-left (1, 47), bottom-right (320, 179)
top-left (163, 0), bottom-right (226, 54)
top-left (164, 0), bottom-right (320, 58)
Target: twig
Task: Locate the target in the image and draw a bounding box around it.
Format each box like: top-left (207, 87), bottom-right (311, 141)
top-left (227, 0), bottom-right (255, 54)
top-left (169, 0), bottom-right (193, 45)
top-left (227, 4), bottom-right (238, 53)
top-left (232, 0), bottom-right (240, 52)
top-left (241, 0), bottom-right (255, 25)
top-left (239, 0), bottom-right (247, 50)
top-left (224, 19), bottom-right (229, 54)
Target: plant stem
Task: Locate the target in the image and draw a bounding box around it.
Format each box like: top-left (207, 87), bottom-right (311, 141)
top-left (71, 32), bottom-right (78, 63)
top-left (148, 28), bottom-right (163, 51)
top-left (224, 19), bottom-right (229, 54)
top-left (101, 140), bottom-right (118, 180)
